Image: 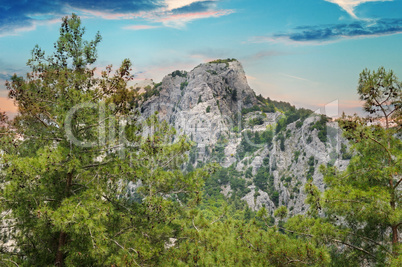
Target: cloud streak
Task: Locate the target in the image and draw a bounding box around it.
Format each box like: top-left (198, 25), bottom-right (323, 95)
top-left (281, 73), bottom-right (311, 82)
top-left (324, 0), bottom-right (393, 19)
top-left (156, 10), bottom-right (234, 28)
top-left (0, 0), bottom-right (232, 36)
top-left (170, 1), bottom-right (216, 14)
top-left (253, 18), bottom-right (402, 44)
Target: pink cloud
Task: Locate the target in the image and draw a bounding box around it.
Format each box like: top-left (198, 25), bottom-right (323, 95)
top-left (70, 3), bottom-right (234, 29)
top-left (165, 0), bottom-right (216, 11)
top-left (157, 10), bottom-right (234, 28)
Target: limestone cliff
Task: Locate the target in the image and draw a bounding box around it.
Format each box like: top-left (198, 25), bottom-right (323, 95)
top-left (139, 59), bottom-right (351, 215)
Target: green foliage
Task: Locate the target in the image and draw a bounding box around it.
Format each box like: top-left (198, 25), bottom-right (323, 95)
top-left (276, 116), bottom-right (287, 134)
top-left (231, 88), bottom-right (238, 101)
top-left (206, 105), bottom-right (211, 113)
top-left (358, 67), bottom-right (401, 123)
top-left (4, 15), bottom-right (400, 267)
top-left (276, 133), bottom-right (285, 151)
top-left (275, 106), bottom-right (313, 134)
top-left (310, 115), bottom-right (328, 143)
top-left (274, 206), bottom-right (288, 221)
top-left (244, 94), bottom-right (253, 105)
top-left (242, 105), bottom-right (261, 114)
top-left (294, 150), bottom-right (301, 163)
top-left (340, 143), bottom-right (353, 160)
top-left (306, 156), bottom-right (315, 179)
top-left (253, 166), bottom-right (279, 207)
top-left (163, 216), bottom-right (330, 266)
top-left (241, 104), bottom-right (275, 115)
top-left (203, 164), bottom-right (250, 201)
top-left (206, 69), bottom-right (218, 75)
top-left (210, 135), bottom-right (228, 160)
top-left (180, 81), bottom-right (188, 90)
top-left (237, 129), bottom-right (273, 159)
top-left (209, 58), bottom-right (237, 67)
top-left (142, 83), bottom-right (161, 101)
top-left (248, 115), bottom-right (264, 127)
top-left (171, 70), bottom-right (187, 78)
top-left (0, 14), bottom-right (211, 266)
top-left (198, 95), bottom-right (202, 104)
top-left (282, 67), bottom-right (402, 266)
top-left (257, 94), bottom-right (293, 112)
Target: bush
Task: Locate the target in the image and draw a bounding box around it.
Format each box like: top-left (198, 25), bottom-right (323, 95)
top-left (180, 81), bottom-right (188, 90)
top-left (277, 133), bottom-right (285, 151)
top-left (231, 89), bottom-right (238, 101)
top-left (209, 58), bottom-right (237, 67)
top-left (206, 106), bottom-right (211, 113)
top-left (171, 70), bottom-right (187, 78)
top-left (249, 116), bottom-right (264, 127)
top-left (310, 115), bottom-right (328, 143)
top-left (237, 129), bottom-right (273, 159)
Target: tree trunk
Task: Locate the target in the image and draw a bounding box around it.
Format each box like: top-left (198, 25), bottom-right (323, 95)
top-left (55, 172), bottom-right (73, 266)
top-left (390, 196), bottom-right (399, 253)
top-left (392, 225), bottom-right (399, 246)
top-left (55, 232), bottom-right (67, 266)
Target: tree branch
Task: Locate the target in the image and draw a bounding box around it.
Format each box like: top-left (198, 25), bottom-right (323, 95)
top-left (192, 218), bottom-right (200, 232)
top-left (280, 227), bottom-right (377, 259)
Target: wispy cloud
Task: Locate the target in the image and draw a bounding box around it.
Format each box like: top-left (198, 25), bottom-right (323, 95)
top-left (165, 0), bottom-right (216, 11)
top-left (252, 18), bottom-right (402, 44)
top-left (170, 1), bottom-right (217, 14)
top-left (0, 0), bottom-right (232, 36)
top-left (281, 73), bottom-right (311, 82)
top-left (324, 0), bottom-right (393, 19)
top-left (157, 10), bottom-right (234, 28)
top-left (241, 50), bottom-right (287, 63)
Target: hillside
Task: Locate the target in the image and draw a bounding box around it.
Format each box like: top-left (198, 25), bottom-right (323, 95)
top-left (138, 59), bottom-right (351, 215)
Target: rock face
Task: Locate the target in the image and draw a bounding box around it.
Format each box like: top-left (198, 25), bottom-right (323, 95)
top-left (140, 59), bottom-right (350, 215)
top-left (141, 60), bottom-right (257, 147)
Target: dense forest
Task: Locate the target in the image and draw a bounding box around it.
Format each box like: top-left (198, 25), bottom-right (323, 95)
top-left (0, 14), bottom-right (401, 266)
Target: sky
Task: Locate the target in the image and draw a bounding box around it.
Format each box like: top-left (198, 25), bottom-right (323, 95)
top-left (1, 0), bottom-right (402, 117)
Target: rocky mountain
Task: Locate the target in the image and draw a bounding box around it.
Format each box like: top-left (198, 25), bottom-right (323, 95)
top-left (139, 59), bottom-right (351, 216)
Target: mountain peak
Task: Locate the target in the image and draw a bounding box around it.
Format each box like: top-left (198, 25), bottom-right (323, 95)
top-left (140, 59), bottom-right (258, 145)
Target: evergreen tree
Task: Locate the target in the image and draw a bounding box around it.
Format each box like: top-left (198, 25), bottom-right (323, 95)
top-left (163, 206), bottom-right (330, 266)
top-left (286, 67), bottom-right (402, 266)
top-left (0, 14), bottom-right (210, 266)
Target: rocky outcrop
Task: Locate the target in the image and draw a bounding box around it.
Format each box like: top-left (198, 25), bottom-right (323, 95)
top-left (141, 60), bottom-right (257, 147)
top-left (139, 59), bottom-right (350, 215)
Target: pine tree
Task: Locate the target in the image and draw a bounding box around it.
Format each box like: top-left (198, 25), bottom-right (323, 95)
top-left (0, 14), bottom-right (210, 266)
top-left (286, 67), bottom-right (402, 266)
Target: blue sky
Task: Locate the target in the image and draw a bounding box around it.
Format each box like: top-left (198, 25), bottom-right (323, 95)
top-left (1, 0), bottom-right (402, 116)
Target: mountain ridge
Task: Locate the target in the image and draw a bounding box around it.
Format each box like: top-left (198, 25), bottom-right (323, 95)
top-left (137, 59), bottom-right (351, 215)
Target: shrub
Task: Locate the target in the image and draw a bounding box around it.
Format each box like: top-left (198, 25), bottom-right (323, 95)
top-left (180, 81), bottom-right (188, 90)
